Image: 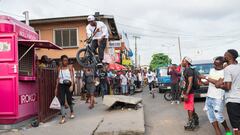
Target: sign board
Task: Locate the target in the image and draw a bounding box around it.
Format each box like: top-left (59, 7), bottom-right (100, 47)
top-left (19, 93), bottom-right (37, 104)
top-left (109, 40), bottom-right (121, 48)
top-left (122, 59), bottom-right (132, 66)
top-left (0, 42), bottom-right (11, 52)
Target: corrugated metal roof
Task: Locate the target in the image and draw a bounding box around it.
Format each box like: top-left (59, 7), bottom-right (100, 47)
top-left (27, 15), bottom-right (114, 24)
top-left (27, 14), bottom-right (120, 40)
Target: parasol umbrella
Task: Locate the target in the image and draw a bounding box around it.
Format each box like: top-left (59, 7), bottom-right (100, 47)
top-left (108, 63), bottom-right (126, 71)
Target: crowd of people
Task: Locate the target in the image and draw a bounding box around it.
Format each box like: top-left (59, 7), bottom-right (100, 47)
top-left (93, 66), bottom-right (146, 97)
top-left (49, 55), bottom-right (147, 124)
top-left (40, 14), bottom-right (240, 135)
top-left (37, 15), bottom-right (150, 124)
top-left (40, 49), bottom-right (240, 135)
top-left (164, 49), bottom-right (240, 135)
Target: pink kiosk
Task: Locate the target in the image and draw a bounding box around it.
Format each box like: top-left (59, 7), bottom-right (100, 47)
top-left (0, 15), bottom-right (61, 129)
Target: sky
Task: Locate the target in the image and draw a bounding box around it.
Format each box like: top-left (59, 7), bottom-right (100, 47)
top-left (1, 0), bottom-right (240, 65)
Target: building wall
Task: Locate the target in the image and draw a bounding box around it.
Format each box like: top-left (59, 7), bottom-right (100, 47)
top-left (31, 21), bottom-right (87, 59)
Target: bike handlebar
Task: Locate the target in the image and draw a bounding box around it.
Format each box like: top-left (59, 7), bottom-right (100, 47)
top-left (84, 30), bottom-right (98, 43)
top-left (84, 36), bottom-right (93, 43)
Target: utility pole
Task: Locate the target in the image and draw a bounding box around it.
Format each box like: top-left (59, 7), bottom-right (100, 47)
top-left (178, 36), bottom-right (182, 62)
top-left (133, 36), bottom-right (140, 68)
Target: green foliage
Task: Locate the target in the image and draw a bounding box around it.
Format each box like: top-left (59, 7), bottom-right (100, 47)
top-left (149, 53), bottom-right (172, 70)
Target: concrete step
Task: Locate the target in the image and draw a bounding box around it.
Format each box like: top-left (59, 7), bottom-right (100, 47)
top-left (94, 107), bottom-right (145, 135)
top-left (103, 95), bottom-right (142, 108)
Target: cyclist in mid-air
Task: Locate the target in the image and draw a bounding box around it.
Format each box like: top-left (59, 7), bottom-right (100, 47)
top-left (86, 15), bottom-right (109, 67)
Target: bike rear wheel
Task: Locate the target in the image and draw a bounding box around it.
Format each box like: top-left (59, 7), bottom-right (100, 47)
top-left (76, 48), bottom-right (97, 68)
top-left (164, 91), bottom-right (172, 101)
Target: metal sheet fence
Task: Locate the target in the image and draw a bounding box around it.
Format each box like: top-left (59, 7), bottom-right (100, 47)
top-left (37, 68), bottom-right (59, 122)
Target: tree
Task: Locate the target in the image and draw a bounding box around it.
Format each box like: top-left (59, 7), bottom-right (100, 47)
top-left (149, 53), bottom-right (171, 71)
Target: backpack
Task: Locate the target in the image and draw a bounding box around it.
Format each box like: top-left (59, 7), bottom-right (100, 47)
top-left (192, 68), bottom-right (200, 90)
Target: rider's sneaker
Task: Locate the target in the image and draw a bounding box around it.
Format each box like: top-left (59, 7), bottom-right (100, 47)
top-left (184, 119), bottom-right (195, 131)
top-left (171, 101), bottom-right (175, 104)
top-left (193, 113), bottom-right (199, 126)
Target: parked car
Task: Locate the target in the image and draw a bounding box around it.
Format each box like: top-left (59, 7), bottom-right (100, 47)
top-left (191, 60), bottom-right (213, 98)
top-left (157, 67), bottom-right (172, 93)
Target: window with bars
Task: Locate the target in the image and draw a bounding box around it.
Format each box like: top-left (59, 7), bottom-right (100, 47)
top-left (18, 45), bottom-right (34, 76)
top-left (54, 29), bottom-right (78, 47)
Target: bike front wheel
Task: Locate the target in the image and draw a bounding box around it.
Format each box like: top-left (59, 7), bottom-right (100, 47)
top-left (76, 48), bottom-right (97, 68)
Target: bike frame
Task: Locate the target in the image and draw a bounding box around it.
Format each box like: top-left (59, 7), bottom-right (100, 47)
top-left (83, 42), bottom-right (98, 65)
top-left (76, 32), bottom-right (100, 68)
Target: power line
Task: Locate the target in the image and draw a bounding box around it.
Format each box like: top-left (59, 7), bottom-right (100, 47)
top-left (118, 22), bottom-right (240, 39)
top-left (64, 0), bottom-right (198, 37)
top-left (113, 14), bottom-right (183, 32)
top-left (63, 0), bottom-right (240, 39)
top-left (176, 39), bottom-right (240, 55)
top-left (127, 32), bottom-right (178, 39)
top-left (117, 22), bottom-right (191, 36)
top-left (197, 38), bottom-right (240, 51)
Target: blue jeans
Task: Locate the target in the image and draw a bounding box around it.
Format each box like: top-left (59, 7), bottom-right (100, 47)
top-left (204, 97), bottom-right (225, 123)
top-left (100, 82), bottom-right (108, 96)
top-left (121, 85), bottom-right (128, 94)
top-left (171, 83), bottom-right (179, 101)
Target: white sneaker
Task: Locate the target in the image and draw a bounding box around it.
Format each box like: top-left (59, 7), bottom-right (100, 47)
top-left (171, 101), bottom-right (175, 104)
top-left (176, 101), bottom-right (180, 104)
top-left (97, 63), bottom-right (103, 68)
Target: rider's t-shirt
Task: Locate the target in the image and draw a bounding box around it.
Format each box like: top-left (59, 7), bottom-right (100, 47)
top-left (86, 21), bottom-right (109, 40)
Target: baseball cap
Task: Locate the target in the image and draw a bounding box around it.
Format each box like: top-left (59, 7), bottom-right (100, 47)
top-left (87, 15), bottom-right (95, 22)
top-left (183, 56), bottom-right (192, 65)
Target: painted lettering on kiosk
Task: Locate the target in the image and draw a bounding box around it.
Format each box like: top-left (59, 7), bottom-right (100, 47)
top-left (19, 93), bottom-right (37, 104)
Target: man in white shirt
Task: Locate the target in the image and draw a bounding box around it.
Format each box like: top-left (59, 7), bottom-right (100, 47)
top-left (146, 69), bottom-right (154, 93)
top-left (216, 49), bottom-right (240, 135)
top-left (86, 15), bottom-right (109, 65)
top-left (202, 56), bottom-right (230, 135)
top-left (120, 71), bottom-right (128, 95)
